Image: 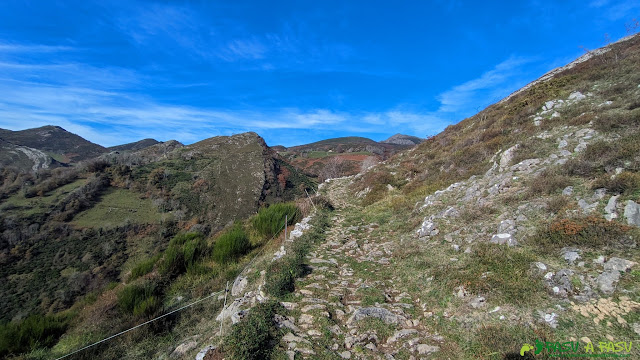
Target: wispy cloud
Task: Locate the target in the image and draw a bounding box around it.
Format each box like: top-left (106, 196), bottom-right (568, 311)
top-left (109, 2), bottom-right (355, 71)
top-left (437, 56), bottom-right (537, 114)
top-left (219, 38), bottom-right (268, 61)
top-left (0, 46), bottom-right (539, 147)
top-left (0, 42), bottom-right (75, 53)
top-left (603, 0), bottom-right (640, 21)
top-left (0, 67), bottom-right (447, 146)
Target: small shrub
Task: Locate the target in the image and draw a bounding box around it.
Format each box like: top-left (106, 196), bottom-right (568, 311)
top-left (471, 325), bottom-right (554, 360)
top-left (0, 314), bottom-right (69, 357)
top-left (454, 243), bottom-right (543, 306)
top-left (106, 281), bottom-right (119, 291)
top-left (353, 169), bottom-right (401, 206)
top-left (160, 245), bottom-right (184, 276)
top-left (310, 195), bottom-right (334, 211)
top-left (459, 204), bottom-right (498, 222)
top-left (547, 195), bottom-right (571, 214)
top-left (224, 300), bottom-right (284, 360)
top-left (593, 109), bottom-right (640, 132)
top-left (133, 296), bottom-right (160, 317)
top-left (562, 158), bottom-right (595, 177)
top-left (212, 224), bottom-right (251, 264)
top-left (117, 282), bottom-right (160, 316)
top-left (264, 257), bottom-right (305, 297)
top-left (592, 171), bottom-right (640, 195)
top-left (252, 203), bottom-right (299, 239)
top-left (535, 216), bottom-right (632, 250)
top-left (528, 169), bottom-right (572, 196)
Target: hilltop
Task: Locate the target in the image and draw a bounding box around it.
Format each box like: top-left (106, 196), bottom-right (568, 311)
top-left (279, 135), bottom-right (419, 181)
top-left (107, 138), bottom-right (161, 152)
top-left (0, 126), bottom-right (106, 171)
top-left (380, 133), bottom-right (424, 146)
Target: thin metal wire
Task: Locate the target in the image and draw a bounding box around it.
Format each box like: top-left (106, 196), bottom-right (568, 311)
top-left (54, 217), bottom-right (290, 360)
top-left (54, 290), bottom-right (223, 360)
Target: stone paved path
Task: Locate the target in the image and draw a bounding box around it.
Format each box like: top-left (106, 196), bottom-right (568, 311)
top-left (280, 177), bottom-right (442, 360)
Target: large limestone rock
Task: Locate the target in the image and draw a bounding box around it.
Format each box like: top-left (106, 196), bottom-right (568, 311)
top-left (624, 200), bottom-right (640, 226)
top-left (346, 307), bottom-right (405, 325)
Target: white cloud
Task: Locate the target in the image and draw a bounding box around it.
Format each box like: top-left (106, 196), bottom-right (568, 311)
top-left (0, 43), bottom-right (75, 53)
top-left (219, 38), bottom-right (268, 61)
top-left (0, 72), bottom-right (446, 146)
top-left (437, 56), bottom-right (535, 113)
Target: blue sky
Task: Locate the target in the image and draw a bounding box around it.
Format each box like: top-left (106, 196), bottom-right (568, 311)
top-left (0, 1), bottom-right (638, 147)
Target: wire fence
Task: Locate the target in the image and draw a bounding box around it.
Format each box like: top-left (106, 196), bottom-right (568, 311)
top-left (54, 217), bottom-right (291, 360)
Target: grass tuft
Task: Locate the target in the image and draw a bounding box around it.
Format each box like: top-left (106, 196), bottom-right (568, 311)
top-left (212, 224), bottom-right (251, 264)
top-left (251, 203), bottom-right (299, 240)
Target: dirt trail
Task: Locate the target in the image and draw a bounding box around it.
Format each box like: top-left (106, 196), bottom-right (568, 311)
top-left (280, 177), bottom-right (442, 359)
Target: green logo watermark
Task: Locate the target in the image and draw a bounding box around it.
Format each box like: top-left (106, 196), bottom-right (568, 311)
top-left (520, 339), bottom-right (633, 357)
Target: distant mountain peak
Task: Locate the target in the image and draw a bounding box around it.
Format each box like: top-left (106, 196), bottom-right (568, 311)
top-left (108, 138), bottom-right (161, 152)
top-left (381, 134), bottom-right (424, 146)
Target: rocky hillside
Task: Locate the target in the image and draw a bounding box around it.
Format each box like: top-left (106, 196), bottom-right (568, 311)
top-left (188, 34), bottom-right (640, 359)
top-left (0, 126), bottom-right (106, 171)
top-left (0, 131), bottom-right (312, 338)
top-left (280, 136), bottom-right (418, 181)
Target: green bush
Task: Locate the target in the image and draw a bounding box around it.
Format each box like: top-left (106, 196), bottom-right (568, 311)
top-left (160, 233), bottom-right (209, 276)
top-left (133, 296), bottom-right (160, 317)
top-left (0, 314), bottom-right (69, 357)
top-left (117, 282), bottom-right (160, 317)
top-left (224, 300), bottom-right (284, 360)
top-left (251, 203), bottom-right (299, 239)
top-left (168, 232), bottom-right (201, 247)
top-left (129, 254), bottom-right (161, 281)
top-left (212, 224), bottom-right (251, 264)
top-left (160, 245), bottom-right (184, 276)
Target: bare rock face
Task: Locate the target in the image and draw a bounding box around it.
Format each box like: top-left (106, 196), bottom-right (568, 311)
top-left (624, 200), bottom-right (640, 227)
top-left (490, 233), bottom-right (518, 246)
top-left (597, 271), bottom-right (620, 294)
top-left (605, 195), bottom-right (620, 221)
top-left (232, 276), bottom-right (248, 296)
